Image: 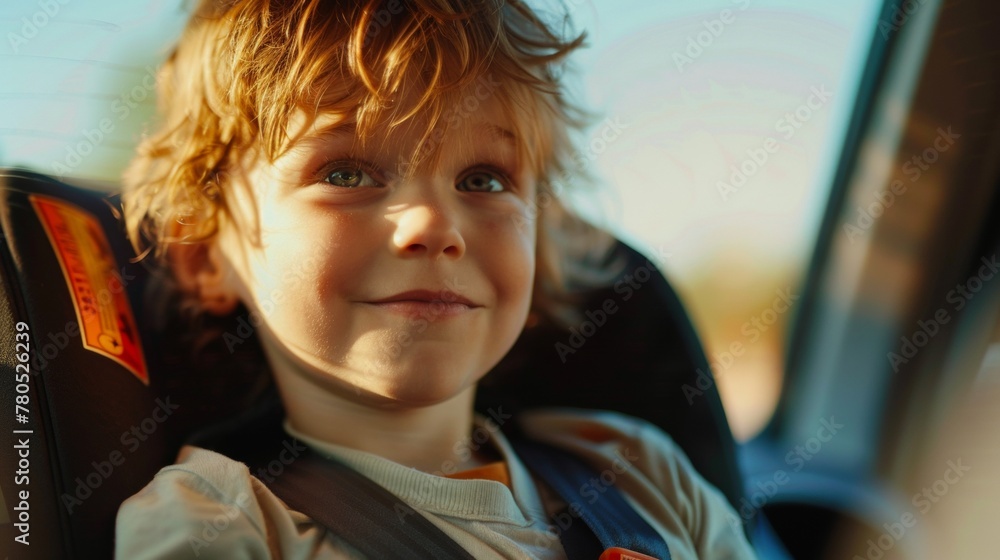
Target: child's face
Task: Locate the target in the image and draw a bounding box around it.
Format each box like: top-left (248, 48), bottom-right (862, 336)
top-left (211, 97), bottom-right (537, 407)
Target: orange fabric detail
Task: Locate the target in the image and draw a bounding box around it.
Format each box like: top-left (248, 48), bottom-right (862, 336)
top-left (598, 547), bottom-right (660, 560)
top-left (576, 424), bottom-right (617, 443)
top-left (444, 461), bottom-right (511, 487)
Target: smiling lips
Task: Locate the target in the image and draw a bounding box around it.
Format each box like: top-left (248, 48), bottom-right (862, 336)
top-left (364, 289), bottom-right (479, 319)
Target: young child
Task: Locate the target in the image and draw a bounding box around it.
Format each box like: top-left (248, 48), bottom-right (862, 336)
top-left (115, 0), bottom-right (758, 558)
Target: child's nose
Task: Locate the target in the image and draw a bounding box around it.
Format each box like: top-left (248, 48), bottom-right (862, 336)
top-left (389, 200), bottom-right (466, 260)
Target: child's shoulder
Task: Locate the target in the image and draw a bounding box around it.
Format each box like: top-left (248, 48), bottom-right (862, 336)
top-left (514, 407), bottom-right (709, 511)
top-left (516, 407), bottom-right (755, 557)
top-left (114, 445), bottom-right (338, 559)
top-left (515, 406), bottom-right (687, 463)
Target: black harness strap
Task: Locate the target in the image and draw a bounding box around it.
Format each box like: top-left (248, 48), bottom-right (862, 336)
top-left (189, 397), bottom-right (475, 560)
top-left (251, 446), bottom-right (476, 559)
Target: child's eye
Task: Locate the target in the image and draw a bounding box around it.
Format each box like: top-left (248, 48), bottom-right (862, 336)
top-left (457, 171), bottom-right (507, 193)
top-left (322, 162), bottom-right (380, 188)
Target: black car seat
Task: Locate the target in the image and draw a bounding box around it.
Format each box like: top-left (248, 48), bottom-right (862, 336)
top-left (0, 168), bottom-right (747, 559)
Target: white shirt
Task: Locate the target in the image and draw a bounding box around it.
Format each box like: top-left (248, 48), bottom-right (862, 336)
top-left (115, 407), bottom-right (757, 559)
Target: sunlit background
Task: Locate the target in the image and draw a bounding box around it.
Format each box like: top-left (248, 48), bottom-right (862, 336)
top-left (0, 0), bottom-right (879, 440)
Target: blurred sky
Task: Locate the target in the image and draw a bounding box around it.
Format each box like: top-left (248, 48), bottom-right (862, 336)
top-left (0, 0), bottom-right (880, 436)
top-left (566, 0), bottom-right (879, 272)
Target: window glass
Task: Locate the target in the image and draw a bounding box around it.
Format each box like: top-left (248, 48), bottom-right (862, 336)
top-left (570, 0), bottom-right (883, 439)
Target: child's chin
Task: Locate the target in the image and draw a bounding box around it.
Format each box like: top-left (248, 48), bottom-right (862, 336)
top-left (365, 368), bottom-right (479, 408)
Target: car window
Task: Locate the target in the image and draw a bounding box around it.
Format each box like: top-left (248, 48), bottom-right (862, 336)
top-left (0, 2), bottom-right (187, 184)
top-left (567, 0), bottom-right (882, 440)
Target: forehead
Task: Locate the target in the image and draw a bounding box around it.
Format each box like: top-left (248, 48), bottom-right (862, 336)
top-left (293, 114), bottom-right (515, 146)
top-left (281, 94), bottom-right (523, 169)
top-left (292, 86), bottom-right (516, 137)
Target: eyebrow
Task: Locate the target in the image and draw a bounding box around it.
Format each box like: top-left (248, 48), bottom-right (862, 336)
top-left (300, 121), bottom-right (516, 146)
top-left (298, 121), bottom-right (358, 144)
top-left (481, 123), bottom-right (516, 145)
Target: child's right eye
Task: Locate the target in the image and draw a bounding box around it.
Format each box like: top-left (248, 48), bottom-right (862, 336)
top-left (321, 161), bottom-right (381, 189)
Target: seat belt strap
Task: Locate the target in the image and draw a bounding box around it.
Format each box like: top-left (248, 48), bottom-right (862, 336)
top-left (191, 402), bottom-right (475, 560)
top-left (258, 447), bottom-right (477, 560)
top-left (510, 437), bottom-right (672, 560)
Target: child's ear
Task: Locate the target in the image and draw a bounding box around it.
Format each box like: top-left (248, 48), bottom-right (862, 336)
top-left (167, 239), bottom-right (240, 316)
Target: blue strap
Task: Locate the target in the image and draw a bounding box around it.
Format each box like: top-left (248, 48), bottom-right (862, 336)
top-left (511, 438), bottom-right (672, 560)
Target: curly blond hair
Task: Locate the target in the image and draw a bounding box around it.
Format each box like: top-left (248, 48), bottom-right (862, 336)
top-left (123, 0), bottom-right (616, 327)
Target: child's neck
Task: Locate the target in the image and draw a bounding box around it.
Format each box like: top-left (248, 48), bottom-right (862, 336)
top-left (271, 358), bottom-right (492, 474)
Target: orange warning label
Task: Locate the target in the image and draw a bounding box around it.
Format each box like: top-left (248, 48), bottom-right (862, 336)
top-left (31, 195), bottom-right (148, 384)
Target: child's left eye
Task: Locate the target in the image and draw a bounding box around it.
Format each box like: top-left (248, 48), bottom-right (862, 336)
top-left (457, 171), bottom-right (507, 193)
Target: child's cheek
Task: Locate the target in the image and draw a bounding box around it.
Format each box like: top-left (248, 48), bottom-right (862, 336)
top-left (477, 212), bottom-right (536, 302)
top-left (255, 205), bottom-right (374, 322)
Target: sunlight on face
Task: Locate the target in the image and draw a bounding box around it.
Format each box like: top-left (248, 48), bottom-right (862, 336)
top-left (214, 97), bottom-right (538, 407)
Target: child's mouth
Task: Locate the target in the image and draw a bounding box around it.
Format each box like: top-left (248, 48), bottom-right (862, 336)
top-left (364, 300), bottom-right (476, 320)
top-left (363, 289), bottom-right (480, 320)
